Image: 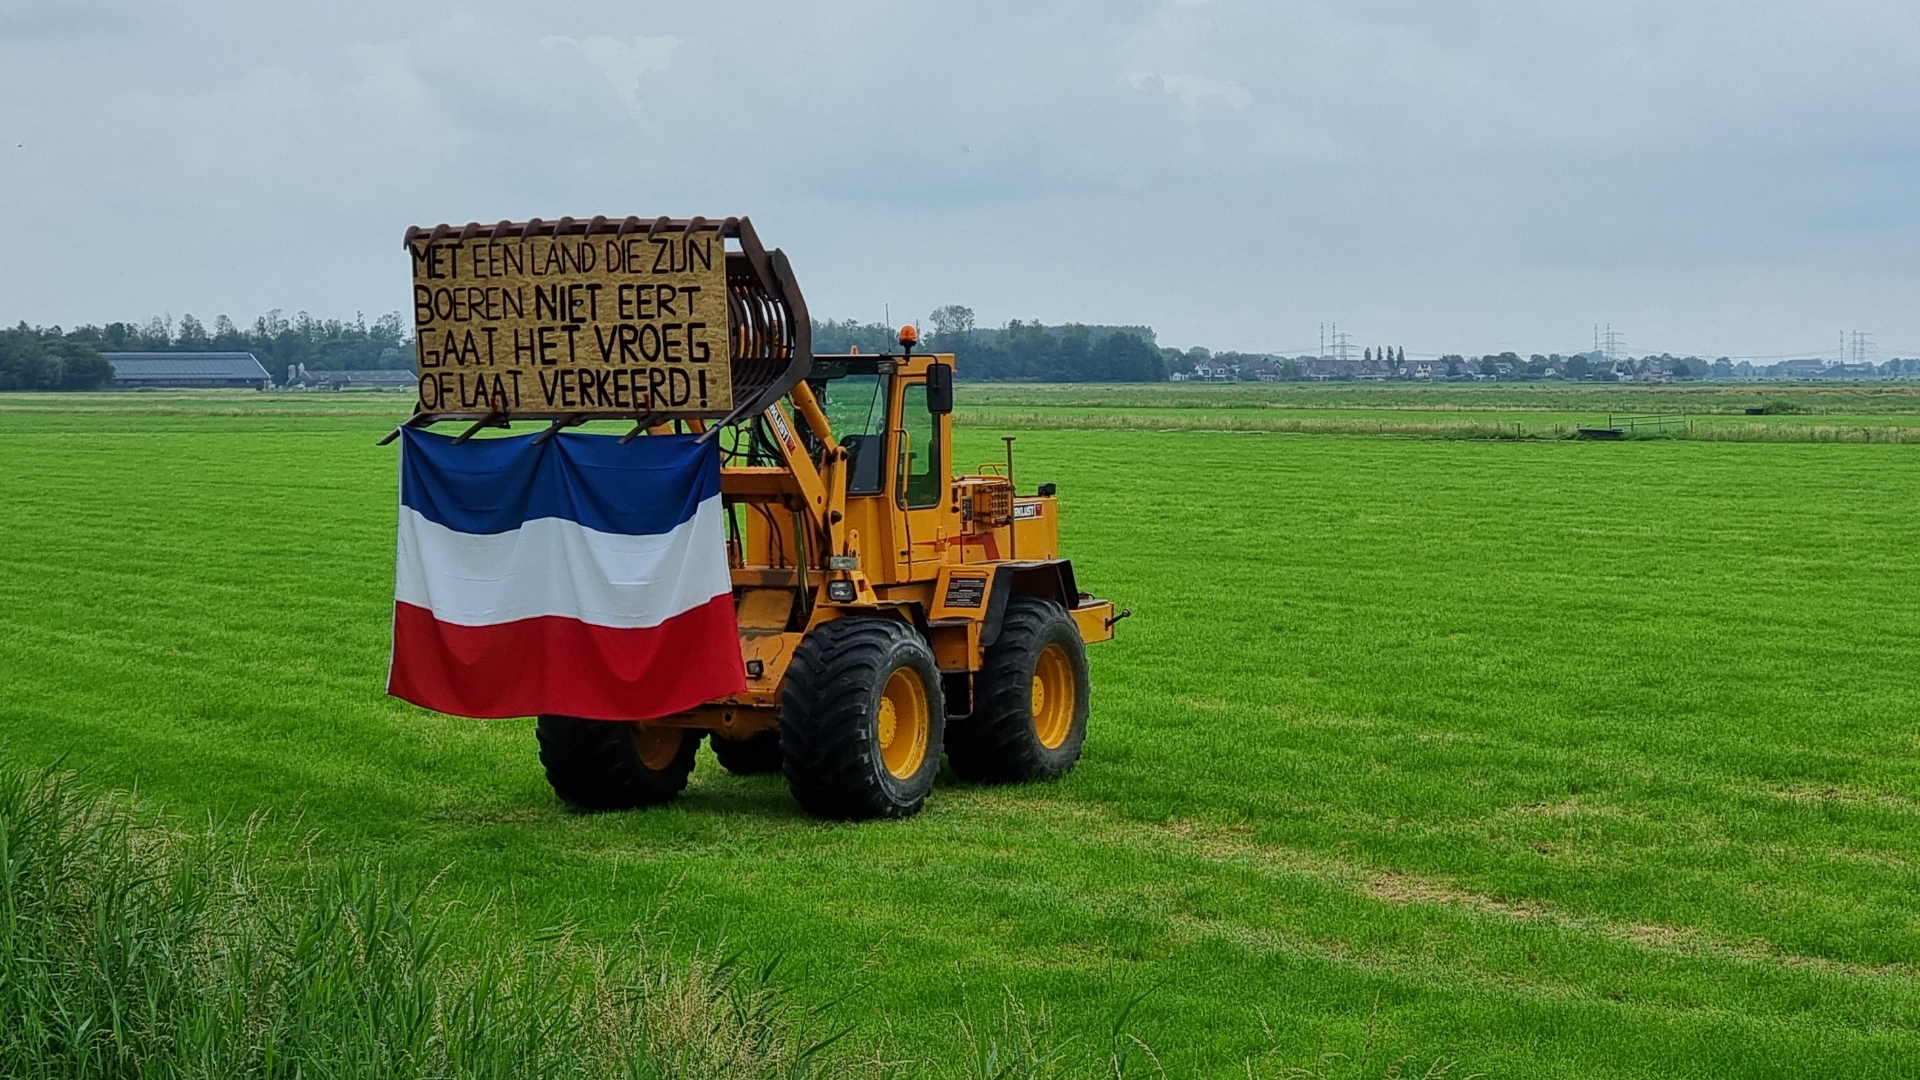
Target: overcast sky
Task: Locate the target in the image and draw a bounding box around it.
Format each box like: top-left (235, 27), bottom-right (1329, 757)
top-left (3, 1), bottom-right (1915, 357)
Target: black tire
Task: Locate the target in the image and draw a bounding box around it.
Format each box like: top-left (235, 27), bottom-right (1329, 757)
top-left (535, 715), bottom-right (697, 810)
top-left (709, 730), bottom-right (784, 775)
top-left (779, 617), bottom-right (946, 820)
top-left (947, 596), bottom-right (1089, 784)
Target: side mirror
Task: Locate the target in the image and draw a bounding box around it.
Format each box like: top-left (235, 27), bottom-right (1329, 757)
top-left (926, 363), bottom-right (953, 414)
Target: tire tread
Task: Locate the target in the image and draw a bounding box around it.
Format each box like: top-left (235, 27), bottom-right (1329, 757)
top-left (780, 617), bottom-right (945, 819)
top-left (536, 716), bottom-right (696, 810)
top-left (946, 596), bottom-right (1089, 784)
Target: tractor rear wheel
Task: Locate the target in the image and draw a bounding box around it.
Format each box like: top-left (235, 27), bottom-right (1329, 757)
top-left (535, 716), bottom-right (697, 810)
top-left (946, 596), bottom-right (1089, 784)
top-left (709, 730), bottom-right (784, 775)
top-left (779, 617), bottom-right (946, 819)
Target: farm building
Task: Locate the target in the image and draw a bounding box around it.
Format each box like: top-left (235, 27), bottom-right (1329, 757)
top-left (284, 367), bottom-right (415, 390)
top-left (323, 368), bottom-right (414, 389)
top-left (104, 352), bottom-right (272, 390)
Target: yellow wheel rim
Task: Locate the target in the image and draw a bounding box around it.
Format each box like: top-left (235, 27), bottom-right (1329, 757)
top-left (632, 725), bottom-right (683, 771)
top-left (1032, 643), bottom-right (1076, 750)
top-left (876, 667), bottom-right (931, 780)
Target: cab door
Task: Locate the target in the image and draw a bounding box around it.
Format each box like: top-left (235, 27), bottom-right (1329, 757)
top-left (894, 376), bottom-right (951, 579)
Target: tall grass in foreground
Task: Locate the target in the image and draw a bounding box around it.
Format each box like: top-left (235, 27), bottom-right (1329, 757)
top-left (0, 763), bottom-right (1478, 1080)
top-left (0, 765), bottom-right (831, 1080)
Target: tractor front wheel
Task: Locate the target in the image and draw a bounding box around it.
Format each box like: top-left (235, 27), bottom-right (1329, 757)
top-left (535, 716), bottom-right (697, 810)
top-left (946, 596), bottom-right (1089, 784)
top-left (779, 617), bottom-right (946, 819)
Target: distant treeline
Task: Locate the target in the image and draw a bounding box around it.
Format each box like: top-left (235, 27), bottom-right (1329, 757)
top-left (813, 307), bottom-right (1169, 382)
top-left (0, 326), bottom-right (116, 391)
top-left (18, 304), bottom-right (1900, 392)
top-left (95, 312), bottom-right (413, 373)
top-left (1, 311), bottom-right (412, 390)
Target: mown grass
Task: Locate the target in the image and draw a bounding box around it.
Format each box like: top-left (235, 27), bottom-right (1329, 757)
top-left (2, 390), bottom-right (1918, 1077)
top-left (951, 382), bottom-right (1920, 443)
top-left (954, 408), bottom-right (1920, 443)
top-left (956, 381), bottom-right (1920, 416)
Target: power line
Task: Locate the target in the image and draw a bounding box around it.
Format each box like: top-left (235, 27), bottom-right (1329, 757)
top-left (1847, 330), bottom-right (1874, 366)
top-left (1602, 324), bottom-right (1624, 364)
top-left (1330, 324), bottom-right (1353, 364)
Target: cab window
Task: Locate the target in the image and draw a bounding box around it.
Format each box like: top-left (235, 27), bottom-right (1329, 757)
top-left (812, 372), bottom-right (889, 494)
top-left (900, 382), bottom-right (942, 508)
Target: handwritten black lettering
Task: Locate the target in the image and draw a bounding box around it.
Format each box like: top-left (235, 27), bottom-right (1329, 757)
top-left (414, 228), bottom-right (729, 416)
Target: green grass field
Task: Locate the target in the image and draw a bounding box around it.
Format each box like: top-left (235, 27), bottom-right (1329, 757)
top-left (3, 386), bottom-right (1918, 1077)
top-left (954, 381), bottom-right (1920, 442)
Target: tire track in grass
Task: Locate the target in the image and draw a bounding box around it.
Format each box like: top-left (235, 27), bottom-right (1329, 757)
top-left (938, 787), bottom-right (1920, 985)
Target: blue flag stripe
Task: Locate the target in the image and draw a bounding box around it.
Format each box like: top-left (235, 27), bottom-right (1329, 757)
top-left (398, 428), bottom-right (720, 536)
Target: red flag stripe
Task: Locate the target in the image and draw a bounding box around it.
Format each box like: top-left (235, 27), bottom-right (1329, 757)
top-left (387, 595), bottom-right (748, 721)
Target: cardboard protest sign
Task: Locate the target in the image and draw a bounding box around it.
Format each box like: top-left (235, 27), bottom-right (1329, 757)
top-left (408, 227), bottom-right (731, 417)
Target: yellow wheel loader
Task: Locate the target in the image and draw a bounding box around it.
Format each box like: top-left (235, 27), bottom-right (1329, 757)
top-left (396, 216), bottom-right (1124, 819)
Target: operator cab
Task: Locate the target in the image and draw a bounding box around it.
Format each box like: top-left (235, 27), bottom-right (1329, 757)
top-left (800, 354), bottom-right (954, 503)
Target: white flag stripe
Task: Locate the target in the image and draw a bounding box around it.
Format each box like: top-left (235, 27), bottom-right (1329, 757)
top-left (395, 496), bottom-right (731, 629)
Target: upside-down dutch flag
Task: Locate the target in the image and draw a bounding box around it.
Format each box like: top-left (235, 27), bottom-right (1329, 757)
top-left (387, 427), bottom-right (745, 721)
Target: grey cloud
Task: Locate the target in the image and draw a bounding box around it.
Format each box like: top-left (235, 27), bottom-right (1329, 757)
top-left (545, 35), bottom-right (679, 104)
top-left (2, 0), bottom-right (1915, 355)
